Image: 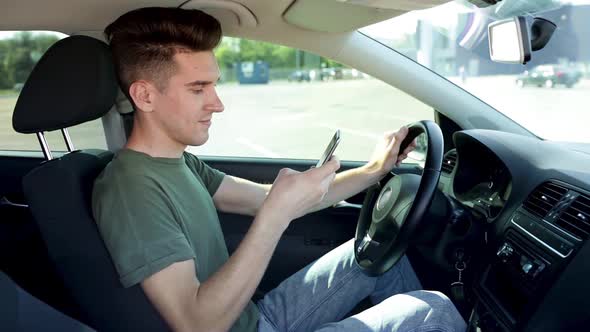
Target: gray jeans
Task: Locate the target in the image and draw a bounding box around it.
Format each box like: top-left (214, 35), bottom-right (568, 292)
top-left (257, 239), bottom-right (466, 332)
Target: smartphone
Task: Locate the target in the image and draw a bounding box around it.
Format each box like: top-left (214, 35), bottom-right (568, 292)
top-left (316, 129), bottom-right (341, 168)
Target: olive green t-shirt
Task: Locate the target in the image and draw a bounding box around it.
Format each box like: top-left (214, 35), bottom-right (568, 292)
top-left (92, 148), bottom-right (258, 332)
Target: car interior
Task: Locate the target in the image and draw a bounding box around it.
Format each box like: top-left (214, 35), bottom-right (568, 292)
top-left (1, 0), bottom-right (589, 331)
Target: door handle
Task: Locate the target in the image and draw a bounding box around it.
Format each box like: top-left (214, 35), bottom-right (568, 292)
top-left (0, 196), bottom-right (29, 208)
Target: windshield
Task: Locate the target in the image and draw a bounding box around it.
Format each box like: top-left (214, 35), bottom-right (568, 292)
top-left (360, 0), bottom-right (590, 143)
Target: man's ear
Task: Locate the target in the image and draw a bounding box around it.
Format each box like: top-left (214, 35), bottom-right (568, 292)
top-left (128, 80), bottom-right (156, 113)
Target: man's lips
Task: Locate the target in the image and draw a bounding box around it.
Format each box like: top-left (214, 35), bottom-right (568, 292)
top-left (199, 119), bottom-right (212, 126)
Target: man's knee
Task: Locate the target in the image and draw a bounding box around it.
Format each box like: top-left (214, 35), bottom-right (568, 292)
top-left (402, 290), bottom-right (466, 332)
top-left (406, 290), bottom-right (452, 308)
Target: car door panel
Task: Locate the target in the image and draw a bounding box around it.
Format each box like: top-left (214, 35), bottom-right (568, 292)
top-left (203, 157), bottom-right (422, 293)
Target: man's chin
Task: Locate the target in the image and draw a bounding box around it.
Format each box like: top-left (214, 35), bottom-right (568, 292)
top-left (188, 133), bottom-right (209, 147)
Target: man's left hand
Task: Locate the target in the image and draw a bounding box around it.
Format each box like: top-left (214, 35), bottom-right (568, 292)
top-left (365, 126), bottom-right (417, 178)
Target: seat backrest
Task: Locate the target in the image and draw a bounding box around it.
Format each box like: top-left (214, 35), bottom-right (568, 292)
top-left (22, 150), bottom-right (169, 331)
top-left (12, 36), bottom-right (170, 332)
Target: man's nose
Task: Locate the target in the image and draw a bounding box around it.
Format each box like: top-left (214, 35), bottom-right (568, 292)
top-left (205, 88), bottom-right (224, 113)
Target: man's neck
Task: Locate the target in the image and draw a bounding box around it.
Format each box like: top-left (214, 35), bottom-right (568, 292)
top-left (125, 116), bottom-right (186, 158)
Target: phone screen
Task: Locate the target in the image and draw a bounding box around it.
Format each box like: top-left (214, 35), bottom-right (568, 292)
top-left (316, 130), bottom-right (341, 167)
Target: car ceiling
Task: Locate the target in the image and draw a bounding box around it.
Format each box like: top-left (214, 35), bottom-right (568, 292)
top-left (0, 0), bottom-right (449, 37)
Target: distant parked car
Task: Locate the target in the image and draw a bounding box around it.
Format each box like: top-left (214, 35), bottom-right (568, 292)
top-left (516, 64), bottom-right (582, 88)
top-left (319, 67), bottom-right (343, 81)
top-left (287, 70), bottom-right (310, 82)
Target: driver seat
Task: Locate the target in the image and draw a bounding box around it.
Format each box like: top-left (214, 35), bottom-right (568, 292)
top-left (11, 35), bottom-right (169, 332)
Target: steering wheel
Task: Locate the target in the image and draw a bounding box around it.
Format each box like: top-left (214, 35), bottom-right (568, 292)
top-left (354, 120), bottom-right (444, 276)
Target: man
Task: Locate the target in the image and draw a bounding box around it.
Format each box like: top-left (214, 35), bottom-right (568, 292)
top-left (92, 7), bottom-right (466, 332)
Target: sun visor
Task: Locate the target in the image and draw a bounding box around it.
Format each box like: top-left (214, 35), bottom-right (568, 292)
top-left (335, 0), bottom-right (450, 11)
top-left (284, 0), bottom-right (449, 33)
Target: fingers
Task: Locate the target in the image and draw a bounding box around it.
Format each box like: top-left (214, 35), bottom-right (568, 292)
top-left (388, 127), bottom-right (415, 167)
top-left (383, 131), bottom-right (396, 140)
top-left (388, 126), bottom-right (409, 152)
top-left (310, 155), bottom-right (340, 178)
top-left (401, 138), bottom-right (417, 156)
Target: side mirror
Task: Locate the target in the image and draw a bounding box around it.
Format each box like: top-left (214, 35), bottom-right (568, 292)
top-left (488, 16), bottom-right (531, 64)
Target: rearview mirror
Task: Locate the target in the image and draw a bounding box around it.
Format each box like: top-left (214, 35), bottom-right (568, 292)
top-left (488, 16), bottom-right (531, 64)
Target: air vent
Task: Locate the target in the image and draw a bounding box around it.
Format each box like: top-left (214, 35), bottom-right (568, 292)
top-left (555, 193), bottom-right (590, 240)
top-left (522, 182), bottom-right (568, 218)
top-left (441, 149), bottom-right (457, 174)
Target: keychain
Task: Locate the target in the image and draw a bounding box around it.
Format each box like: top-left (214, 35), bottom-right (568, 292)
top-left (451, 260), bottom-right (466, 303)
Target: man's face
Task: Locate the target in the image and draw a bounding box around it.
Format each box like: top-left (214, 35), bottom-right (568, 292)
top-left (152, 51), bottom-right (224, 147)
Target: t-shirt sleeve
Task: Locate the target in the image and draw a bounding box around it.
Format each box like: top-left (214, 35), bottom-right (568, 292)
top-left (92, 173), bottom-right (195, 288)
top-left (184, 152), bottom-right (225, 196)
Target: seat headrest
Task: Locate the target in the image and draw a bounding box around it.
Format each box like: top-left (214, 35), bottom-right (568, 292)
top-left (12, 35), bottom-right (118, 134)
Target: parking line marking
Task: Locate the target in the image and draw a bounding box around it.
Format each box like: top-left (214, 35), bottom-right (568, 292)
top-left (236, 137), bottom-right (281, 158)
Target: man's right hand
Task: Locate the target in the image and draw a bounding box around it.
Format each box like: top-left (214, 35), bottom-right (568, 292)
top-left (260, 156), bottom-right (340, 228)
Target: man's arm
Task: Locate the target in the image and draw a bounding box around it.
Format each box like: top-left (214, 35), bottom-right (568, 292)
top-left (212, 167), bottom-right (376, 217)
top-left (141, 160), bottom-right (340, 332)
top-left (213, 127), bottom-right (415, 217)
top-left (307, 164), bottom-right (382, 213)
top-left (141, 208), bottom-right (284, 332)
top-left (311, 128), bottom-right (416, 212)
top-left (212, 176), bottom-right (270, 216)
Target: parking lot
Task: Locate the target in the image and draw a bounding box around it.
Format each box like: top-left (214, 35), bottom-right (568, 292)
top-left (450, 75), bottom-right (590, 143)
top-left (1, 76), bottom-right (588, 162)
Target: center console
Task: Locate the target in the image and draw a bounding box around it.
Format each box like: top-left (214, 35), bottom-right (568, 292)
top-left (467, 210), bottom-right (578, 331)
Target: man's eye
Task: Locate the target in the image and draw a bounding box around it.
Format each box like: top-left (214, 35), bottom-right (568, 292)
top-left (192, 89), bottom-right (204, 95)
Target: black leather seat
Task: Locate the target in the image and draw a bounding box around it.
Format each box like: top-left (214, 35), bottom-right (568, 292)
top-left (12, 35), bottom-right (169, 332)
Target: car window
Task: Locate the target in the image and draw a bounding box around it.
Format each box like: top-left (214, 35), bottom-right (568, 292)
top-left (0, 31), bottom-right (106, 152)
top-left (189, 37), bottom-right (434, 163)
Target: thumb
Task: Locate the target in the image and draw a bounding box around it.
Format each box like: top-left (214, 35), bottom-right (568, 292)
top-left (311, 155), bottom-right (340, 178)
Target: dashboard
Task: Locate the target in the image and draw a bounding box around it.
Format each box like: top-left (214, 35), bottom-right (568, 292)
top-left (435, 129), bottom-right (590, 332)
top-left (450, 137), bottom-right (512, 221)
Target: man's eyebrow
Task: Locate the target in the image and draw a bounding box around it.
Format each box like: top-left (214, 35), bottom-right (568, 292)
top-left (185, 76), bottom-right (221, 86)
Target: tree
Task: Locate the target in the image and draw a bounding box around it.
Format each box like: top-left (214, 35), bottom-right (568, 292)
top-left (271, 46), bottom-right (296, 68)
top-left (215, 43), bottom-right (239, 69)
top-left (0, 32), bottom-right (60, 87)
top-left (0, 63), bottom-right (11, 89)
top-left (213, 36), bottom-right (346, 71)
top-left (6, 48), bottom-right (35, 84)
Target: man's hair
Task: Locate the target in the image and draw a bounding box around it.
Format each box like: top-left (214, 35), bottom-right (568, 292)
top-left (104, 7), bottom-right (222, 104)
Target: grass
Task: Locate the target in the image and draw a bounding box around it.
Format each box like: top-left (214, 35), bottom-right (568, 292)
top-left (0, 89), bottom-right (18, 97)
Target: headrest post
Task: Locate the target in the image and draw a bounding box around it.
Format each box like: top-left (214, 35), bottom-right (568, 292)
top-left (61, 128), bottom-right (75, 152)
top-left (36, 132), bottom-right (53, 161)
